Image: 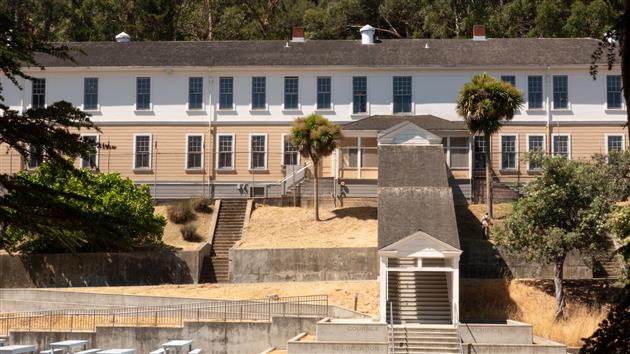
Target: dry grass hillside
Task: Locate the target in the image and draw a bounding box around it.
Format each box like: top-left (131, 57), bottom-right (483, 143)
top-left (155, 204), bottom-right (212, 250)
top-left (239, 205), bottom-right (377, 249)
top-left (68, 278), bottom-right (615, 347)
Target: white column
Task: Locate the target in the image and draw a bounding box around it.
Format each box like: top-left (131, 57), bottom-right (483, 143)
top-left (379, 255), bottom-right (388, 322)
top-left (357, 137), bottom-right (362, 179)
top-left (452, 256), bottom-right (460, 325)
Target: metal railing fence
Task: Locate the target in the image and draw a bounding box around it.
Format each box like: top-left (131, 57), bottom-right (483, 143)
top-left (0, 295), bottom-right (328, 335)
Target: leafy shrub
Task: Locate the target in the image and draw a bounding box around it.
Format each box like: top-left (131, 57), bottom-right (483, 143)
top-left (167, 201), bottom-right (195, 224)
top-left (191, 197), bottom-right (213, 214)
top-left (1, 162), bottom-right (166, 253)
top-left (180, 223), bottom-right (203, 242)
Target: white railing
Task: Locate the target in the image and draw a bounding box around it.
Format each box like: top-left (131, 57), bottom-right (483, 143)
top-left (277, 163), bottom-right (311, 195)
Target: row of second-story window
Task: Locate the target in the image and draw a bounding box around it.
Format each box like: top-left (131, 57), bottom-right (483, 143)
top-left (27, 75), bottom-right (625, 113)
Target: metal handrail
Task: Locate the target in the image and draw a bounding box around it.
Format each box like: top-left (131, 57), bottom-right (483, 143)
top-left (0, 295), bottom-right (328, 335)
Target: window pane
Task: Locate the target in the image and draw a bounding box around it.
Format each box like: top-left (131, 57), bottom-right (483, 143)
top-left (448, 137), bottom-right (470, 168)
top-left (251, 135), bottom-right (266, 169)
top-left (84, 78), bottom-right (98, 110)
top-left (283, 136), bottom-right (298, 165)
top-left (188, 77), bottom-right (203, 110)
top-left (528, 76), bottom-right (543, 109)
top-left (219, 77), bottom-right (233, 110)
top-left (284, 77), bottom-right (299, 109)
top-left (553, 135), bottom-right (569, 158)
top-left (501, 75), bottom-right (516, 86)
top-left (361, 148), bottom-right (378, 168)
top-left (136, 77), bottom-right (151, 110)
top-left (135, 135), bottom-right (151, 168)
top-left (474, 136), bottom-right (486, 170)
top-left (393, 76), bottom-right (412, 113)
top-left (27, 145), bottom-right (42, 169)
top-left (252, 77), bottom-right (266, 109)
top-left (501, 136), bottom-right (517, 169)
top-left (31, 78), bottom-right (46, 109)
top-left (607, 75), bottom-right (622, 109)
top-left (553, 75), bottom-right (568, 109)
top-left (352, 76), bottom-right (367, 114)
top-left (218, 135), bottom-right (233, 169)
top-left (187, 135), bottom-right (203, 169)
top-left (343, 148), bottom-right (358, 168)
top-left (81, 135), bottom-right (98, 169)
top-left (527, 135), bottom-right (544, 170)
top-left (317, 77), bottom-right (331, 110)
top-left (608, 135), bottom-right (624, 153)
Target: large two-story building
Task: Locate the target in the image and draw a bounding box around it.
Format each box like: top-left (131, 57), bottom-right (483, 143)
top-left (0, 26), bottom-right (625, 200)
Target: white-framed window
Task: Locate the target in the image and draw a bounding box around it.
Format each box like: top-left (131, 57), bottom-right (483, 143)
top-left (249, 134), bottom-right (267, 170)
top-left (188, 77), bottom-right (203, 110)
top-left (473, 136), bottom-right (487, 171)
top-left (31, 78), bottom-right (46, 109)
top-left (526, 134), bottom-right (545, 171)
top-left (442, 137), bottom-right (470, 169)
top-left (133, 134), bottom-right (152, 169)
top-left (352, 76), bottom-right (367, 114)
top-left (342, 147), bottom-right (358, 168)
top-left (219, 77), bottom-right (234, 110)
top-left (552, 134), bottom-right (571, 159)
top-left (216, 134), bottom-right (234, 170)
top-left (393, 76), bottom-right (412, 113)
top-left (606, 134), bottom-right (625, 154)
top-left (552, 75), bottom-right (569, 109)
top-left (500, 135), bottom-right (518, 170)
top-left (606, 75), bottom-right (623, 109)
top-left (186, 134), bottom-right (204, 170)
top-left (83, 77), bottom-right (99, 111)
top-left (284, 76), bottom-right (299, 110)
top-left (282, 134), bottom-right (299, 166)
top-left (26, 145), bottom-right (42, 170)
top-left (136, 77), bottom-right (151, 110)
top-left (251, 77), bottom-right (266, 110)
top-left (527, 75), bottom-right (543, 109)
top-left (501, 75), bottom-right (516, 87)
top-left (316, 76), bottom-right (332, 110)
top-left (80, 134), bottom-right (99, 169)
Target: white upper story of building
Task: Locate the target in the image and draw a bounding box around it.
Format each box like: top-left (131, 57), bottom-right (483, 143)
top-left (1, 27), bottom-right (624, 126)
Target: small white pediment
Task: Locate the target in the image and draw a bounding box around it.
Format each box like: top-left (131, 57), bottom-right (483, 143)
top-left (379, 230), bottom-right (462, 257)
top-left (378, 121), bottom-right (442, 146)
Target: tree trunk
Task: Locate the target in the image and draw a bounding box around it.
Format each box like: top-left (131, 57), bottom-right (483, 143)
top-left (553, 255), bottom-right (566, 321)
top-left (623, 0), bottom-right (630, 142)
top-left (485, 135), bottom-right (493, 218)
top-left (313, 160), bottom-right (320, 221)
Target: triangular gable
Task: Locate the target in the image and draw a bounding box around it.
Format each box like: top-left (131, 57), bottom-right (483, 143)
top-left (378, 121), bottom-right (442, 146)
top-left (379, 230), bottom-right (462, 257)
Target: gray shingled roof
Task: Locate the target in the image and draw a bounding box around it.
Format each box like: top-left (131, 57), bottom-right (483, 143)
top-left (35, 38), bottom-right (606, 68)
top-left (343, 115), bottom-right (467, 132)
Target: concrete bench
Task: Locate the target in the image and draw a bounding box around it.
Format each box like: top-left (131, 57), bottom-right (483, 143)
top-left (39, 349), bottom-right (63, 354)
top-left (188, 349), bottom-right (201, 354)
top-left (75, 349), bottom-right (101, 354)
top-left (149, 349), bottom-right (165, 354)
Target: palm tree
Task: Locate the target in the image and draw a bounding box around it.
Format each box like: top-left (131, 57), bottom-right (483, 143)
top-left (456, 73), bottom-right (524, 218)
top-left (290, 114), bottom-right (341, 221)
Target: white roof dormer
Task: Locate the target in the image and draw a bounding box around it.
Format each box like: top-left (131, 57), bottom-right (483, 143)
top-left (377, 121), bottom-right (442, 146)
top-left (379, 230), bottom-right (462, 258)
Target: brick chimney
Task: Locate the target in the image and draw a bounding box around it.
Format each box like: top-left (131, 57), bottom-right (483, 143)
top-left (472, 25), bottom-right (486, 41)
top-left (291, 27), bottom-right (305, 43)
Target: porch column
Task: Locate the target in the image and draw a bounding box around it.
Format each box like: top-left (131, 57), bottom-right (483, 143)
top-left (452, 255), bottom-right (460, 325)
top-left (379, 255), bottom-right (388, 322)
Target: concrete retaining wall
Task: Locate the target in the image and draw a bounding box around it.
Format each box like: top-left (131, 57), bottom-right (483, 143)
top-left (0, 245), bottom-right (212, 288)
top-left (459, 321), bottom-right (533, 345)
top-left (8, 316), bottom-right (319, 354)
top-left (229, 247), bottom-right (378, 283)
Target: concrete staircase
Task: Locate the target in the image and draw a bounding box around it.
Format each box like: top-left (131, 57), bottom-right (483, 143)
top-left (200, 199), bottom-right (248, 283)
top-left (387, 271), bottom-right (451, 325)
top-left (392, 326), bottom-right (460, 354)
top-left (593, 243), bottom-right (623, 279)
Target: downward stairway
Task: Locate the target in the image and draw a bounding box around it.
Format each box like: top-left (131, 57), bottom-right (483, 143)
top-left (392, 326), bottom-right (460, 354)
top-left (387, 271), bottom-right (451, 325)
top-left (200, 199), bottom-right (248, 283)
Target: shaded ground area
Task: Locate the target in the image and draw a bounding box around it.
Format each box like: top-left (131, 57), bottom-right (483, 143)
top-left (154, 204), bottom-right (212, 250)
top-left (60, 280), bottom-right (381, 316)
top-left (239, 205), bottom-right (377, 249)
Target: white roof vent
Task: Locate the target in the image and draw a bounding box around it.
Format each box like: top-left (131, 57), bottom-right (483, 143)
top-left (360, 25), bottom-right (375, 45)
top-left (115, 32), bottom-right (131, 43)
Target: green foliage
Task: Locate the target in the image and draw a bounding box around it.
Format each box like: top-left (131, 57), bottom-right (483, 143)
top-left (290, 114), bottom-right (341, 164)
top-left (0, 162), bottom-right (166, 253)
top-left (579, 284), bottom-right (630, 354)
top-left (180, 223), bottom-right (202, 242)
top-left (0, 0), bottom-right (622, 41)
top-left (166, 201), bottom-right (196, 224)
top-left (456, 73), bottom-right (524, 136)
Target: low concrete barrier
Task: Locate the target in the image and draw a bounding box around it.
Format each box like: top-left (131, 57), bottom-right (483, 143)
top-left (8, 316), bottom-right (319, 354)
top-left (459, 321), bottom-right (533, 345)
top-left (287, 341), bottom-right (387, 354)
top-left (0, 245), bottom-right (212, 288)
top-left (315, 318), bottom-right (387, 343)
top-left (229, 247), bottom-right (378, 282)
